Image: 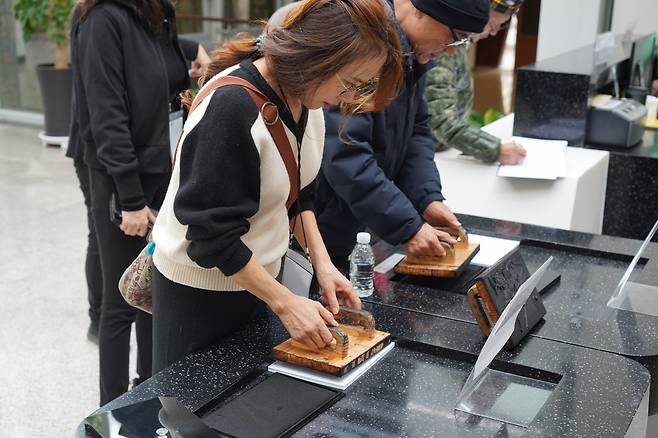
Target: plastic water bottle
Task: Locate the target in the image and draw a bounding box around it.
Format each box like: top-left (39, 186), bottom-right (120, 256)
top-left (350, 232), bottom-right (375, 297)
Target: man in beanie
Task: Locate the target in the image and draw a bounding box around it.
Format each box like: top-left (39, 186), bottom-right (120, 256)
top-left (316, 0), bottom-right (489, 267)
top-left (268, 0), bottom-right (488, 267)
top-left (425, 0), bottom-right (527, 164)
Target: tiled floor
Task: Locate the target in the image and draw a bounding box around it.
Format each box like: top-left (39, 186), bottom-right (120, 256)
top-left (0, 123), bottom-right (136, 437)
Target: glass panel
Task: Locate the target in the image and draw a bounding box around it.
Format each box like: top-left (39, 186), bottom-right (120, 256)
top-left (455, 257), bottom-right (554, 428)
top-left (455, 368), bottom-right (556, 428)
top-left (607, 218), bottom-right (658, 317)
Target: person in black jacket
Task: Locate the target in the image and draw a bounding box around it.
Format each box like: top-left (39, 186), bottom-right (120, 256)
top-left (315, 0), bottom-right (490, 266)
top-left (70, 0), bottom-right (209, 405)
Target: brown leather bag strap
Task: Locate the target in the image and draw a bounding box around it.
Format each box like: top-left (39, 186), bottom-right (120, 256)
top-left (174, 75), bottom-right (299, 209)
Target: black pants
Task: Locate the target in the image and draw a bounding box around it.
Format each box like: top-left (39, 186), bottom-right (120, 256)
top-left (89, 167), bottom-right (168, 405)
top-left (73, 160), bottom-right (102, 323)
top-left (151, 267), bottom-right (266, 374)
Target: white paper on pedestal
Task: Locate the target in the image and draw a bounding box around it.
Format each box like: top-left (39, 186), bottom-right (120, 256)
top-left (456, 257), bottom-right (553, 401)
top-left (497, 137), bottom-right (567, 180)
top-left (469, 234), bottom-right (521, 267)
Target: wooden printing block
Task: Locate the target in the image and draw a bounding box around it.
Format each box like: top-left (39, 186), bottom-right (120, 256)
top-left (394, 226), bottom-right (480, 278)
top-left (272, 307), bottom-right (391, 376)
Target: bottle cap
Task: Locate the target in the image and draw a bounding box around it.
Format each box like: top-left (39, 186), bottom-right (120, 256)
top-left (356, 232), bottom-right (371, 244)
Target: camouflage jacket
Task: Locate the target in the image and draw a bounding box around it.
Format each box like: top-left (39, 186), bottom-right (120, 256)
top-left (425, 45), bottom-right (501, 163)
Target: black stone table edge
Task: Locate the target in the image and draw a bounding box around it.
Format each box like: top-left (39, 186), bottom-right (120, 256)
top-left (370, 214), bottom-right (658, 357)
top-left (77, 305), bottom-right (650, 438)
top-left (455, 214), bottom-right (658, 269)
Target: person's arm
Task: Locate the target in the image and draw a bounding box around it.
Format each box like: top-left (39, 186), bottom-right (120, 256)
top-left (321, 109), bottom-right (424, 246)
top-left (178, 37), bottom-right (211, 77)
top-left (424, 54), bottom-right (501, 163)
top-left (177, 37), bottom-right (199, 61)
top-left (395, 80), bottom-right (450, 212)
top-left (174, 89), bottom-right (337, 349)
top-left (77, 9), bottom-right (145, 210)
top-left (290, 209), bottom-right (361, 314)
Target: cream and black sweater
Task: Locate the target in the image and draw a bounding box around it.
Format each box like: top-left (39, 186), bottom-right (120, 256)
top-left (152, 59), bottom-right (324, 291)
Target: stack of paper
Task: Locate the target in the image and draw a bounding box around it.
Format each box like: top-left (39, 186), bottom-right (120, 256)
top-left (468, 234), bottom-right (520, 267)
top-left (268, 342), bottom-right (395, 390)
top-left (497, 136), bottom-right (567, 180)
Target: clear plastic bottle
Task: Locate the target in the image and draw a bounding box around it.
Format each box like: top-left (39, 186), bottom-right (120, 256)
top-left (350, 232), bottom-right (374, 297)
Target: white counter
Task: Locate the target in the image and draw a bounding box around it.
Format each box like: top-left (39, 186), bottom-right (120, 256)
top-left (436, 114), bottom-right (610, 234)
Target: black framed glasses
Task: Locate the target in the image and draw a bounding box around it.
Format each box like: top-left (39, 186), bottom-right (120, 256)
top-left (446, 27), bottom-right (471, 47)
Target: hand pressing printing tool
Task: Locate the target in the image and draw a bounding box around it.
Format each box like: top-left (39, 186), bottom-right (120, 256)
top-left (394, 227), bottom-right (480, 277)
top-left (272, 307), bottom-right (391, 376)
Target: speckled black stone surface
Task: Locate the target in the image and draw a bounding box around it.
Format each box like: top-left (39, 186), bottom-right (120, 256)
top-left (76, 215), bottom-right (658, 437)
top-left (368, 214), bottom-right (658, 423)
top-left (76, 304), bottom-right (650, 438)
top-left (513, 68), bottom-right (589, 145)
top-left (512, 38), bottom-right (658, 241)
top-left (592, 129), bottom-right (658, 241)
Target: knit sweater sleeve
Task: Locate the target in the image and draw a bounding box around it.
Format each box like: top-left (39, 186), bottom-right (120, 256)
top-left (173, 87), bottom-right (261, 276)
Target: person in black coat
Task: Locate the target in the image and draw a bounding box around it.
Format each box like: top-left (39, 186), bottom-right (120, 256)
top-left (69, 0), bottom-right (209, 405)
top-left (315, 0), bottom-right (490, 267)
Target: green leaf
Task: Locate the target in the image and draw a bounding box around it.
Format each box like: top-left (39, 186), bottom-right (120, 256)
top-left (483, 108), bottom-right (503, 125)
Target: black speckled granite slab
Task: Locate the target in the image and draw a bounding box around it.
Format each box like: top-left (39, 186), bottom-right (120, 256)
top-left (591, 130), bottom-right (658, 241)
top-left (77, 300), bottom-right (650, 438)
top-left (367, 214), bottom-right (658, 427)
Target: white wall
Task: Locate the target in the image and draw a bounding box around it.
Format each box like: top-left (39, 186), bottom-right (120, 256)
top-left (536, 0), bottom-right (607, 61)
top-left (611, 0), bottom-right (658, 37)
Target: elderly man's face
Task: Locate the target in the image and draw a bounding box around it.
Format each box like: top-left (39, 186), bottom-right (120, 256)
top-left (395, 0), bottom-right (477, 64)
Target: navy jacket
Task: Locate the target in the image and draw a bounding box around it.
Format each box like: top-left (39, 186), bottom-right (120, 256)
top-left (316, 8), bottom-right (445, 258)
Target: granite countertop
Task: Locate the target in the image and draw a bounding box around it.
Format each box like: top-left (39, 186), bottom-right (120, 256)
top-left (78, 302), bottom-right (650, 438)
top-left (586, 129), bottom-right (658, 159)
top-left (367, 214), bottom-right (658, 359)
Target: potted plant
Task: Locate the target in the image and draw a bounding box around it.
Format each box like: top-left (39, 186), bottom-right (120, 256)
top-left (13, 0), bottom-right (76, 139)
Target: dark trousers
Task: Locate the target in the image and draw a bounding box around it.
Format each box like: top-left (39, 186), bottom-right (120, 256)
top-left (73, 160), bottom-right (102, 323)
top-left (89, 167), bottom-right (168, 405)
top-left (151, 266), bottom-right (266, 373)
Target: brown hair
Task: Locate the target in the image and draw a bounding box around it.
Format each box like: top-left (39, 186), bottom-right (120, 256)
top-left (184, 0), bottom-right (403, 114)
top-left (78, 0), bottom-right (164, 33)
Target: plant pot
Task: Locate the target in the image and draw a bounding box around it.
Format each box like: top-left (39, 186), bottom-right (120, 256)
top-left (36, 63), bottom-right (72, 137)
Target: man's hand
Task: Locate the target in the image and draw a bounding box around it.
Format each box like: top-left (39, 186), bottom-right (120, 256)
top-left (120, 207), bottom-right (156, 237)
top-left (498, 141), bottom-right (527, 165)
top-left (189, 44), bottom-right (211, 77)
top-left (405, 223), bottom-right (457, 257)
top-left (422, 201), bottom-right (461, 228)
top-left (473, 10), bottom-right (511, 41)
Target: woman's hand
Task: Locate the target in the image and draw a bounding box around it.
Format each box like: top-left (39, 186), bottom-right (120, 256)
top-left (120, 206), bottom-right (156, 237)
top-left (316, 263), bottom-right (362, 314)
top-left (273, 294), bottom-right (339, 350)
top-left (189, 44), bottom-right (211, 77)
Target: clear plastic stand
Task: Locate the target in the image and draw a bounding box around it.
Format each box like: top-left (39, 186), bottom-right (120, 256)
top-left (607, 218), bottom-right (658, 317)
top-left (455, 257), bottom-right (555, 427)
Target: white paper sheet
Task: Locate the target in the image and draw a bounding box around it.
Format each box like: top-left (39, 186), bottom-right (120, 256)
top-left (469, 234), bottom-right (521, 267)
top-left (268, 342), bottom-right (395, 390)
top-left (497, 137), bottom-right (567, 180)
top-left (374, 253), bottom-right (406, 273)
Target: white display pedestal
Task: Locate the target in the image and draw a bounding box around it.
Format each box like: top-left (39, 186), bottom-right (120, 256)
top-left (435, 114), bottom-right (609, 234)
